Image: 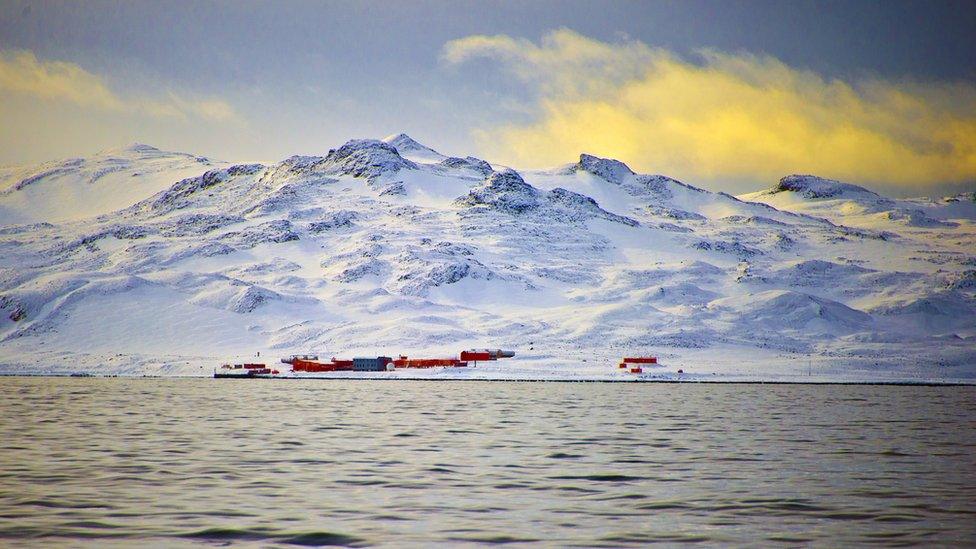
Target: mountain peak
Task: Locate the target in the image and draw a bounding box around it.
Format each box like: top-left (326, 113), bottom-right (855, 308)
top-left (774, 174), bottom-right (879, 200)
top-left (320, 139), bottom-right (418, 182)
top-left (94, 143), bottom-right (164, 157)
top-left (330, 138), bottom-right (399, 156)
top-left (124, 143), bottom-right (161, 153)
top-left (381, 133), bottom-right (443, 159)
top-left (382, 133), bottom-right (416, 145)
top-left (575, 153), bottom-right (634, 184)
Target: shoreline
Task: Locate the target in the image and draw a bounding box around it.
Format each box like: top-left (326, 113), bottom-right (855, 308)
top-left (2, 372), bottom-right (974, 386)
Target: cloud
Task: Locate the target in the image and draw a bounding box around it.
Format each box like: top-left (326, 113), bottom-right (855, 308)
top-left (442, 30), bottom-right (656, 98)
top-left (443, 29), bottom-right (976, 189)
top-left (0, 50), bottom-right (240, 123)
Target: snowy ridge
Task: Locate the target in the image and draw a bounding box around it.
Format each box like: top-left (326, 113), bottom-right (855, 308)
top-left (739, 174), bottom-right (975, 230)
top-left (0, 144), bottom-right (216, 224)
top-left (0, 135), bottom-right (974, 380)
top-left (773, 174), bottom-right (885, 200)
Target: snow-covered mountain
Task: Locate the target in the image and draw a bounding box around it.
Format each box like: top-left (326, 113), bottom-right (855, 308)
top-left (1, 137), bottom-right (973, 380)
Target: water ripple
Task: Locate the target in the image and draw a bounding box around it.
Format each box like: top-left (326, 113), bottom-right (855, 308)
top-left (0, 378), bottom-right (974, 546)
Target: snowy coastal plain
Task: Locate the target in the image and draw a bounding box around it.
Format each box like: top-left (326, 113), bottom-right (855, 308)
top-left (1, 135), bottom-right (973, 381)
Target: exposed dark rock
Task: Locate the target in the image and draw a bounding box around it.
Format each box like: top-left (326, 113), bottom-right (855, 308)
top-left (455, 169), bottom-right (541, 214)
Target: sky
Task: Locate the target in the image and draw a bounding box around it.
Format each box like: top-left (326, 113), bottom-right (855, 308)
top-left (1, 0), bottom-right (974, 195)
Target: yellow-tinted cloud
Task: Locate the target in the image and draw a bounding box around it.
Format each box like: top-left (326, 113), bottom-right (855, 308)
top-left (0, 50), bottom-right (240, 123)
top-left (444, 30), bottom-right (976, 188)
top-left (442, 30), bottom-right (656, 98)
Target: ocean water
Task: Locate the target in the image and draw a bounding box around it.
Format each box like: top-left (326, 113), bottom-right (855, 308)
top-left (1, 378), bottom-right (974, 547)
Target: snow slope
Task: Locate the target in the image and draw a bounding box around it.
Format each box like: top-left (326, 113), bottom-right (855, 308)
top-left (0, 144), bottom-right (219, 224)
top-left (0, 138), bottom-right (973, 381)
